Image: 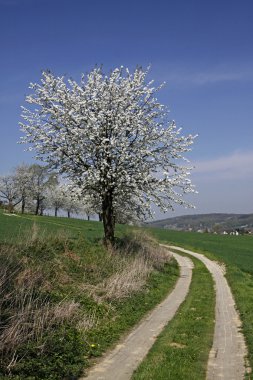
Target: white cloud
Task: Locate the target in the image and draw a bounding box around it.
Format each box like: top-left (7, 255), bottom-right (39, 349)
top-left (166, 71), bottom-right (251, 86)
top-left (153, 64), bottom-right (253, 87)
top-left (192, 150), bottom-right (253, 180)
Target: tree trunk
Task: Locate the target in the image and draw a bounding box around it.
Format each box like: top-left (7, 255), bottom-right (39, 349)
top-left (21, 197), bottom-right (25, 214)
top-left (98, 213), bottom-right (103, 222)
top-left (55, 207), bottom-right (58, 217)
top-left (87, 214), bottom-right (90, 221)
top-left (8, 202), bottom-right (14, 213)
top-left (35, 197), bottom-right (40, 215)
top-left (102, 191), bottom-right (114, 246)
top-left (67, 211), bottom-right (70, 218)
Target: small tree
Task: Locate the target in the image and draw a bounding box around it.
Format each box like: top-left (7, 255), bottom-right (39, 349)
top-left (20, 66), bottom-right (196, 244)
top-left (28, 165), bottom-right (56, 215)
top-left (14, 164), bottom-right (33, 214)
top-left (46, 182), bottom-right (65, 217)
top-left (0, 175), bottom-right (21, 212)
top-left (79, 197), bottom-right (97, 221)
top-left (59, 184), bottom-right (80, 218)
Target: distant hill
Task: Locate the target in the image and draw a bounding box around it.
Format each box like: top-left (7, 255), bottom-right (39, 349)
top-left (148, 213), bottom-right (253, 232)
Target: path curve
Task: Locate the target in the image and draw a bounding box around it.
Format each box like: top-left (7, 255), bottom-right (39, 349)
top-left (165, 245), bottom-right (248, 380)
top-left (80, 253), bottom-right (193, 380)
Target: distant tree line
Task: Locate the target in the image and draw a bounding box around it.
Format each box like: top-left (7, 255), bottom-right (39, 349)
top-left (0, 163), bottom-right (140, 224)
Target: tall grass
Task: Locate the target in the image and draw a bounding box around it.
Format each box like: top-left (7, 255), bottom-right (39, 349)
top-left (83, 232), bottom-right (172, 302)
top-left (0, 232), bottom-right (83, 376)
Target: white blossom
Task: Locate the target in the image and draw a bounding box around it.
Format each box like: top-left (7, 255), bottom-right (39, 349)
top-left (20, 66), bottom-right (196, 243)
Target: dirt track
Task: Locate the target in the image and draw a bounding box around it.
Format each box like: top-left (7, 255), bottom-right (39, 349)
top-left (81, 246), bottom-right (248, 380)
top-left (81, 252), bottom-right (193, 380)
top-left (167, 245), bottom-right (248, 380)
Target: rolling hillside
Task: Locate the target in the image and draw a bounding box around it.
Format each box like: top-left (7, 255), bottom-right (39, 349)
top-left (148, 213), bottom-right (253, 232)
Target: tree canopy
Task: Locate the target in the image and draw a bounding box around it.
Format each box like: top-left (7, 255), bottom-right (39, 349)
top-left (20, 66), bottom-right (196, 244)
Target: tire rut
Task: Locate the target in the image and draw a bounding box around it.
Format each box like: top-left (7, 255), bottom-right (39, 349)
top-left (80, 253), bottom-right (193, 380)
top-left (166, 245), bottom-right (248, 380)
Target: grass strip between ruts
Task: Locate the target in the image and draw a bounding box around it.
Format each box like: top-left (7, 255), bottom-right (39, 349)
top-left (132, 251), bottom-right (215, 380)
top-left (147, 228), bottom-right (253, 377)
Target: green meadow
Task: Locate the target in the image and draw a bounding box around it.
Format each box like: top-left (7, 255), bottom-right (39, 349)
top-left (148, 227), bottom-right (253, 273)
top-left (0, 210), bottom-right (105, 242)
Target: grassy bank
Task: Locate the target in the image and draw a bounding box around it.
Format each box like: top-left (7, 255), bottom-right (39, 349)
top-left (132, 253), bottom-right (215, 380)
top-left (149, 227), bottom-right (253, 376)
top-left (0, 211), bottom-right (178, 379)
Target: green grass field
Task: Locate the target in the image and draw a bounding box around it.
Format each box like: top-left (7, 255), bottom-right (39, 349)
top-left (148, 227), bottom-right (253, 273)
top-left (0, 209), bottom-right (133, 245)
top-left (0, 210), bottom-right (104, 241)
top-left (148, 227), bottom-right (253, 377)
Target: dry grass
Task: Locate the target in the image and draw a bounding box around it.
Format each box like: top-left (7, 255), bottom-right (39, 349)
top-left (82, 231), bottom-right (172, 302)
top-left (0, 229), bottom-right (92, 373)
top-left (0, 250), bottom-right (79, 354)
top-left (102, 257), bottom-right (152, 300)
top-left (117, 231), bottom-right (172, 268)
top-left (83, 256), bottom-right (152, 301)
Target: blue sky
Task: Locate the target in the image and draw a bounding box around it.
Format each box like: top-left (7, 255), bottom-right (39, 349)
top-left (0, 0), bottom-right (252, 218)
